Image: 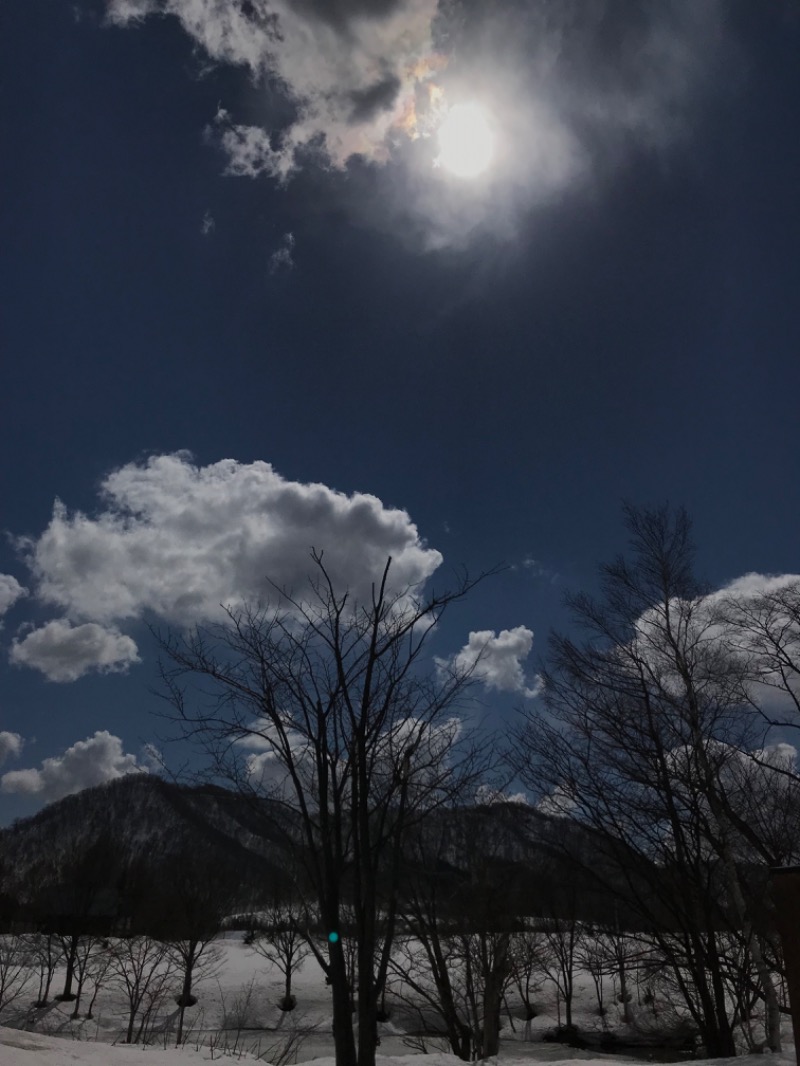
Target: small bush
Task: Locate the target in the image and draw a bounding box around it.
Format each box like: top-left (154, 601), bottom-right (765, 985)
top-left (545, 1024), bottom-right (584, 1048)
top-left (278, 994), bottom-right (297, 1012)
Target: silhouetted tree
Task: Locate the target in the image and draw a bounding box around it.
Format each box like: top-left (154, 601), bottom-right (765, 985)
top-left (391, 809), bottom-right (517, 1059)
top-left (250, 900), bottom-right (311, 1012)
top-left (535, 887), bottom-right (583, 1030)
top-left (110, 935), bottom-right (176, 1044)
top-left (53, 834), bottom-right (123, 1002)
top-left (28, 932), bottom-right (58, 1008)
top-left (0, 933), bottom-right (32, 1012)
top-left (157, 551), bottom-right (496, 1066)
top-left (68, 935), bottom-right (109, 1019)
top-left (510, 505), bottom-right (782, 1056)
top-left (153, 850), bottom-right (237, 1046)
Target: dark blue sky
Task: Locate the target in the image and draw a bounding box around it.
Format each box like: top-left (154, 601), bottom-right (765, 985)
top-left (1, 0), bottom-right (799, 822)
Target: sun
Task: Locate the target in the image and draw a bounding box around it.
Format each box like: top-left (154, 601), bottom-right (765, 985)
top-left (436, 102), bottom-right (495, 179)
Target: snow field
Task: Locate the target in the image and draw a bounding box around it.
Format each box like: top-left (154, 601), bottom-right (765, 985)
top-left (0, 932), bottom-right (793, 1066)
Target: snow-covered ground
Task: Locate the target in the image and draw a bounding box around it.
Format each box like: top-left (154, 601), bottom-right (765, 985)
top-left (0, 933), bottom-right (791, 1066)
top-left (1, 1035), bottom-right (796, 1066)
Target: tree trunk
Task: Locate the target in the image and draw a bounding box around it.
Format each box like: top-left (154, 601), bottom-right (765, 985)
top-left (60, 934), bottom-right (79, 999)
top-left (357, 927), bottom-right (378, 1066)
top-left (701, 941), bottom-right (737, 1059)
top-left (330, 941), bottom-right (357, 1066)
top-left (617, 952), bottom-right (631, 1025)
top-left (481, 935), bottom-right (509, 1058)
top-left (176, 957), bottom-right (194, 1046)
top-left (694, 729), bottom-right (783, 1053)
top-left (36, 936), bottom-right (56, 1006)
top-left (70, 968), bottom-right (84, 1019)
top-left (482, 981), bottom-right (503, 1057)
top-left (702, 1024), bottom-right (737, 1059)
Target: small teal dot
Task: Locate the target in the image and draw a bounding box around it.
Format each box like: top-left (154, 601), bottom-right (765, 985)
top-left (328, 931), bottom-right (339, 943)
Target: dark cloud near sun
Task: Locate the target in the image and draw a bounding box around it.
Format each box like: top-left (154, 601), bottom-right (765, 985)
top-left (105, 0), bottom-right (735, 249)
top-left (290, 0), bottom-right (406, 32)
top-left (349, 74), bottom-right (402, 124)
top-left (336, 0), bottom-right (734, 249)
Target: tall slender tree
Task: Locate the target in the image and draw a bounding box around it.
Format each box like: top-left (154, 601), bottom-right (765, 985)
top-left (157, 551), bottom-right (496, 1066)
top-left (510, 505), bottom-right (782, 1056)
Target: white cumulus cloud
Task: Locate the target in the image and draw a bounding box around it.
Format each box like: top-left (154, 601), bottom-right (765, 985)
top-left (708, 570), bottom-right (800, 605)
top-left (19, 452), bottom-right (442, 629)
top-left (0, 732), bottom-right (23, 766)
top-left (0, 730), bottom-right (149, 803)
top-left (439, 625), bottom-right (541, 699)
top-left (9, 620), bottom-right (141, 683)
top-left (630, 570), bottom-right (800, 714)
top-left (0, 574), bottom-right (27, 618)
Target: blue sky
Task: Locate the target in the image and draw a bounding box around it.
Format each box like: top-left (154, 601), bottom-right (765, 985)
top-left (1, 0), bottom-right (800, 822)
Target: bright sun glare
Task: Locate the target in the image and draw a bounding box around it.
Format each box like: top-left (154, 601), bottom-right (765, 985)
top-left (436, 102), bottom-right (495, 179)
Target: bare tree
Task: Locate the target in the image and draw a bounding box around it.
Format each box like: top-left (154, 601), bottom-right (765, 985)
top-left (389, 808), bottom-right (517, 1060)
top-left (68, 935), bottom-right (108, 1019)
top-left (144, 849), bottom-right (237, 1046)
top-left (28, 932), bottom-right (58, 1008)
top-left (389, 926), bottom-right (514, 1061)
top-left (718, 579), bottom-right (800, 732)
top-left (0, 934), bottom-right (32, 1013)
top-left (509, 505), bottom-right (782, 1057)
top-left (389, 934), bottom-right (475, 1061)
top-left (600, 921), bottom-right (640, 1025)
top-left (157, 551), bottom-right (496, 1066)
top-left (110, 935), bottom-right (176, 1044)
top-left (578, 930), bottom-right (611, 1020)
top-left (249, 900), bottom-right (311, 1011)
top-left (84, 940), bottom-right (113, 1020)
top-left (170, 939), bottom-right (223, 1046)
top-left (53, 834), bottom-right (124, 1003)
top-left (508, 929), bottom-right (544, 1033)
top-left (538, 904), bottom-right (582, 1030)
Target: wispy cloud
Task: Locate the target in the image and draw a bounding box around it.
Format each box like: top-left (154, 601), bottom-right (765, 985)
top-left (269, 231), bottom-right (295, 274)
top-left (521, 557), bottom-right (559, 583)
top-left (108, 0), bottom-right (444, 180)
